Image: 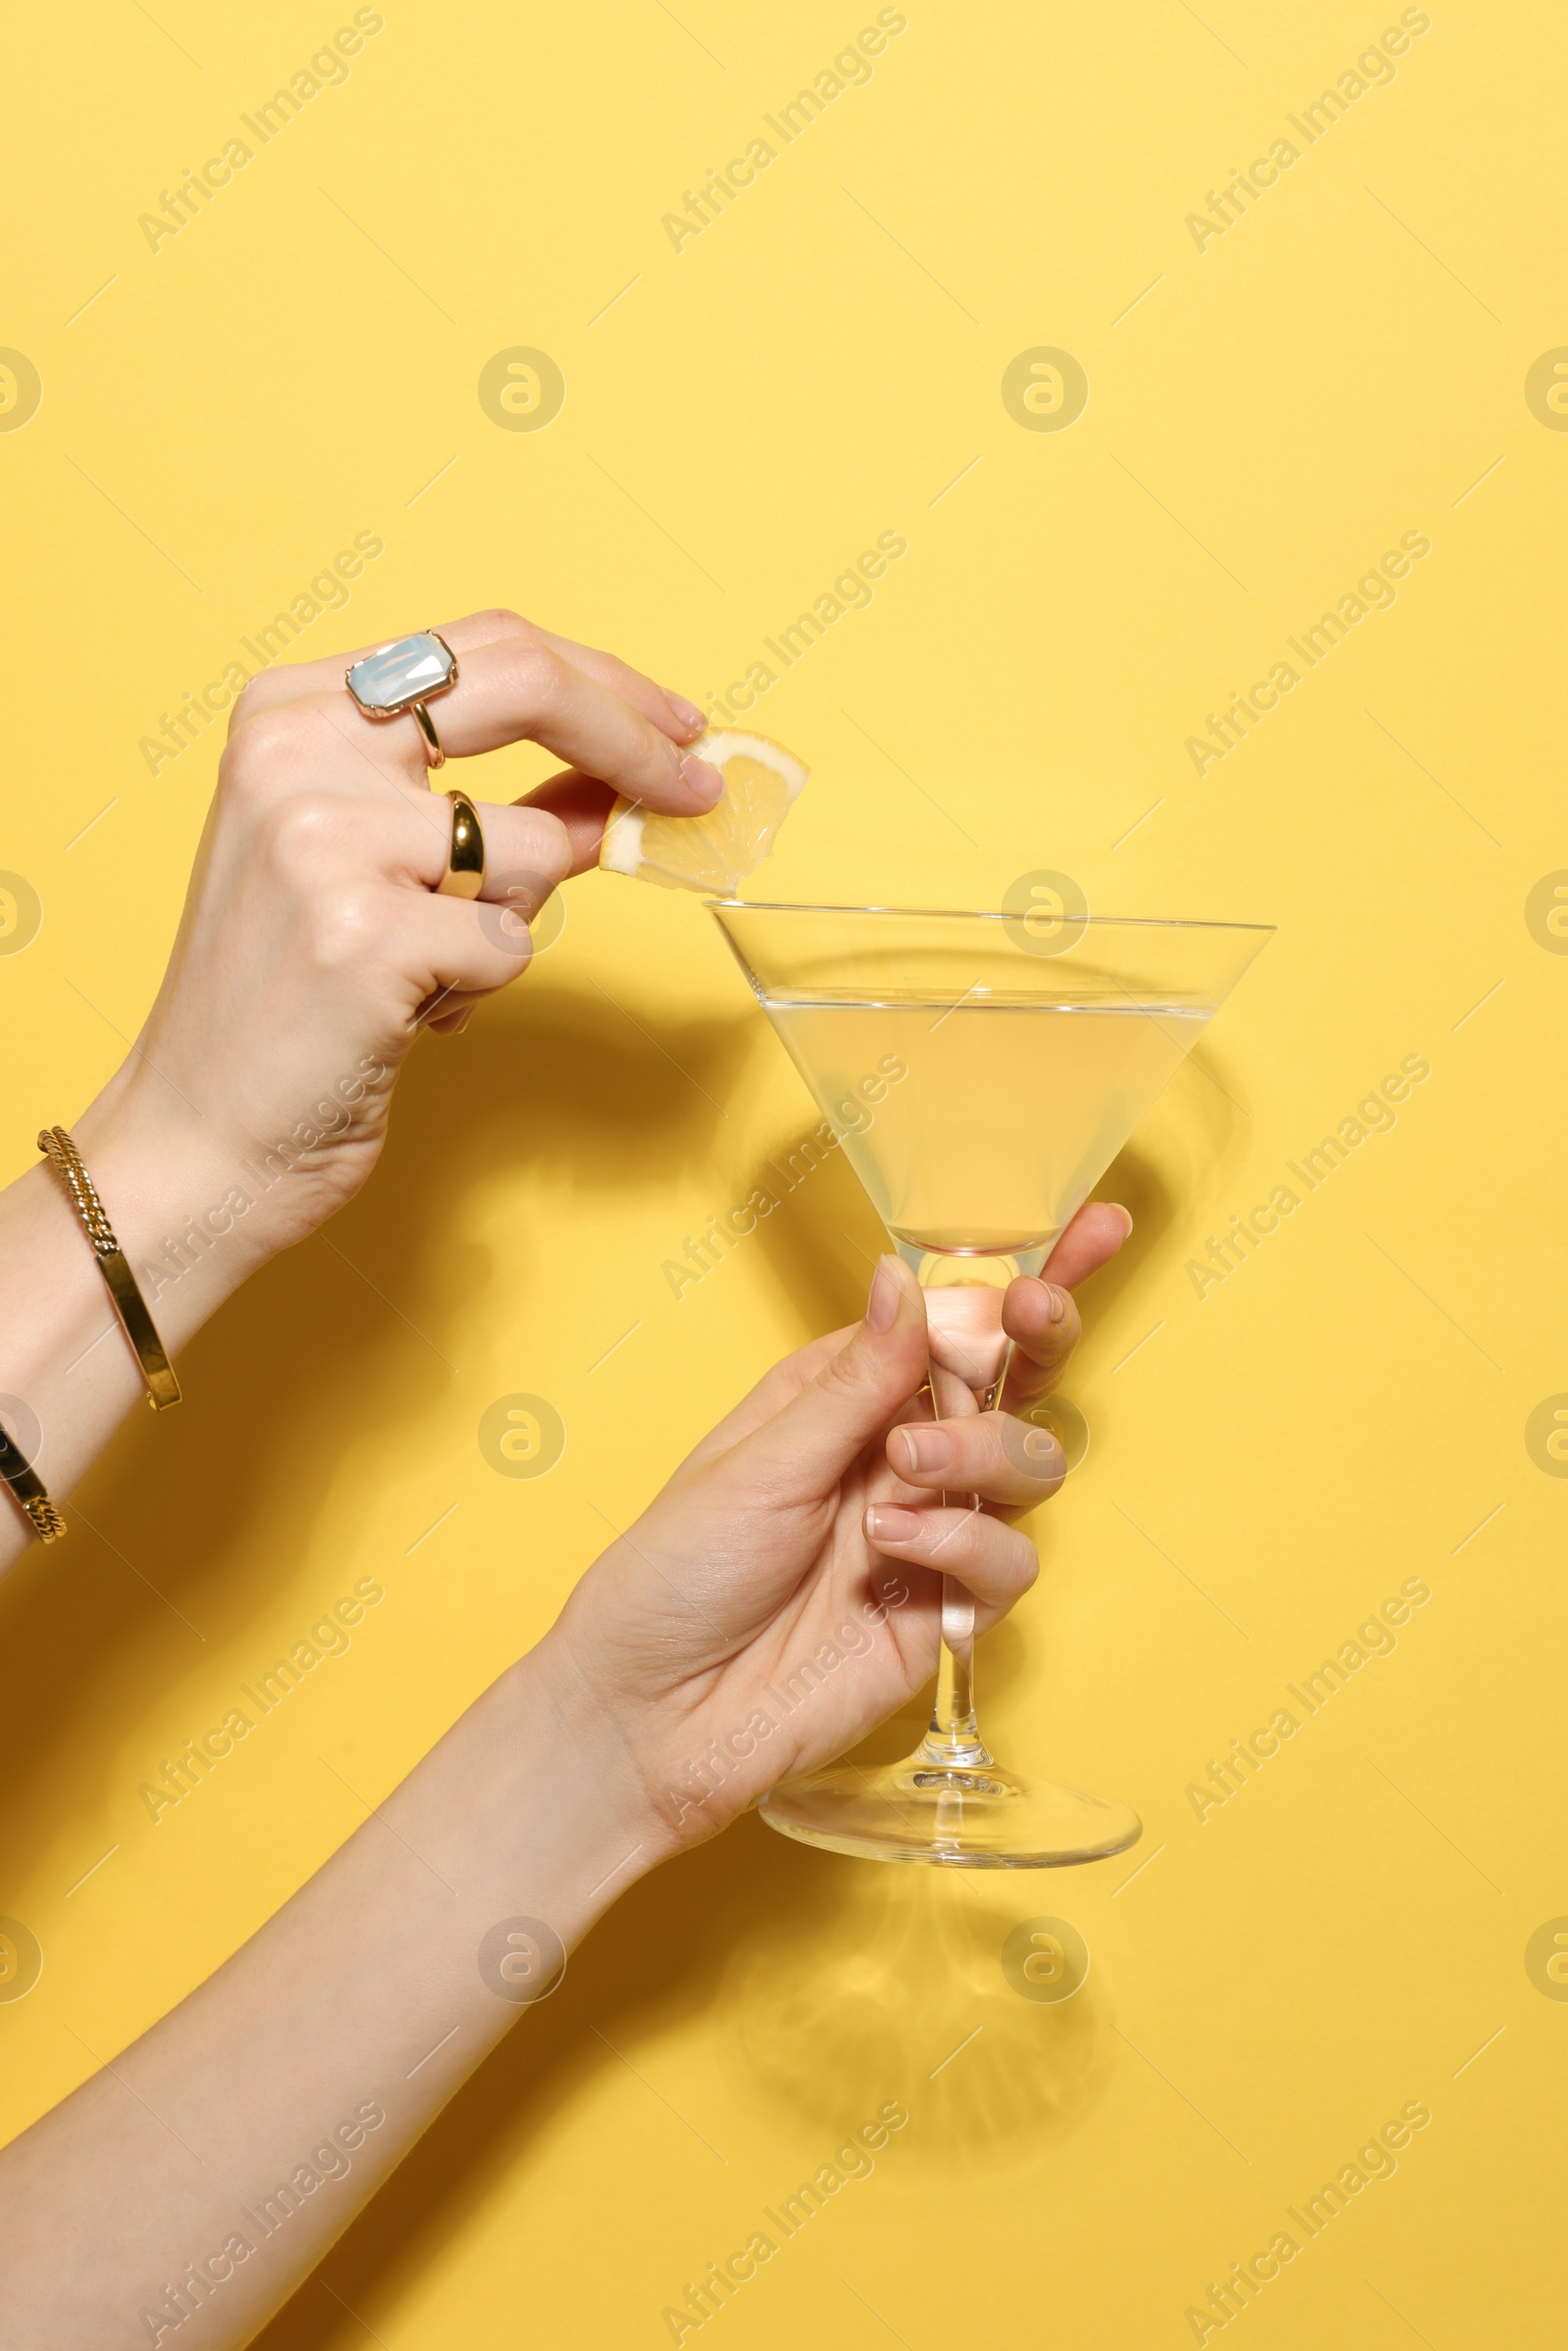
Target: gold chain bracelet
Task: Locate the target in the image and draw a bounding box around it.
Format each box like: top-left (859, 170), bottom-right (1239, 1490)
top-left (0, 1415), bottom-right (66, 1543)
top-left (37, 1126), bottom-right (181, 1411)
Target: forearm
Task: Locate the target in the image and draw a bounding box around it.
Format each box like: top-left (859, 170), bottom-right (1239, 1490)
top-left (0, 1639), bottom-right (662, 2348)
top-left (0, 604), bottom-right (721, 1578)
top-left (0, 1073), bottom-right (326, 1576)
top-left (0, 1102), bottom-right (226, 1572)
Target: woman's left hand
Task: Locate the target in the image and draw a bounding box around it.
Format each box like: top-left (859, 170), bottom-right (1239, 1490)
top-left (547, 1203), bottom-right (1130, 1851)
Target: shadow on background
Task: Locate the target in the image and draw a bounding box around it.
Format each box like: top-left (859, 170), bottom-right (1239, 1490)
top-left (250, 1804), bottom-right (1120, 2350)
top-left (0, 982), bottom-right (756, 1900)
top-left (2, 981), bottom-right (1248, 2340)
top-left (717, 1817), bottom-right (1116, 2169)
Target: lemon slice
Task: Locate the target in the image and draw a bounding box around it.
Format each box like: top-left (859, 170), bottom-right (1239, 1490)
top-left (599, 729), bottom-right (808, 894)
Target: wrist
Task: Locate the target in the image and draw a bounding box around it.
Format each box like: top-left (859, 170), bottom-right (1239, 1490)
top-left (69, 1083), bottom-right (285, 1345)
top-left (500, 1635), bottom-right (687, 1891)
top-left (348, 1641), bottom-right (675, 2012)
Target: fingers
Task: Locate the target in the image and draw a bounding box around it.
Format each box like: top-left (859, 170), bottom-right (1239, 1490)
top-left (399, 891), bottom-right (557, 1018)
top-left (219, 695), bottom-right (577, 916)
top-left (924, 1286), bottom-right (1010, 1413)
top-left (264, 642), bottom-right (724, 815)
top-left (361, 793), bottom-right (572, 905)
top-left (887, 1410), bottom-right (1065, 1507)
top-left (514, 771), bottom-right (616, 876)
top-left (408, 867), bottom-right (572, 1037)
top-left (862, 1501), bottom-right (1038, 1619)
top-left (227, 608), bottom-right (707, 747)
top-left (248, 639), bottom-right (728, 822)
top-left (519, 619), bottom-right (706, 739)
top-left (213, 700), bottom-right (581, 1041)
top-left (999, 1201), bottom-right (1134, 1415)
top-left (293, 795), bottom-right (571, 1032)
top-left (1042, 1200), bottom-right (1134, 1291)
top-left (398, 805), bottom-right (573, 1032)
top-left (998, 1279), bottom-right (1080, 1414)
top-left (226, 612), bottom-right (532, 723)
top-left (727, 1256), bottom-right (930, 1500)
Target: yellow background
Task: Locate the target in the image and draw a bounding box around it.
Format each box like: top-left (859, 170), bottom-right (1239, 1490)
top-left (3, 1), bottom-right (1564, 2343)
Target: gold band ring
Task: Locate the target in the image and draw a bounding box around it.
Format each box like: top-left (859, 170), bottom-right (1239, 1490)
top-left (439, 791), bottom-right (485, 899)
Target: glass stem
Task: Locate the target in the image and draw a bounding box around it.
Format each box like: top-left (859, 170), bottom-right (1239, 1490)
top-left (911, 1324), bottom-right (1012, 1774)
top-left (917, 1569), bottom-right (993, 1768)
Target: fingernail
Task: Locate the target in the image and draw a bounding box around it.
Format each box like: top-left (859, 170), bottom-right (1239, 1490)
top-left (450, 1006), bottom-right (474, 1035)
top-left (1048, 1285), bottom-right (1070, 1323)
top-left (866, 1505), bottom-right (921, 1544)
top-left (866, 1254), bottom-right (902, 1331)
top-left (666, 693), bottom-right (706, 734)
top-left (899, 1424), bottom-right (955, 1473)
top-left (1113, 1204), bottom-right (1134, 1238)
top-left (680, 753), bottom-right (726, 808)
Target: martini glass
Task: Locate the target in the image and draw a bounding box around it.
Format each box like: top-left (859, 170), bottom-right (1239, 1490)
top-left (710, 900), bottom-right (1272, 1867)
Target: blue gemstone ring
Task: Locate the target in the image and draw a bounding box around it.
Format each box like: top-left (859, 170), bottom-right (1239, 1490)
top-left (345, 629), bottom-right (460, 770)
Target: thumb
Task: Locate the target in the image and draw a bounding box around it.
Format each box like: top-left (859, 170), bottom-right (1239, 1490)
top-left (734, 1255), bottom-right (929, 1497)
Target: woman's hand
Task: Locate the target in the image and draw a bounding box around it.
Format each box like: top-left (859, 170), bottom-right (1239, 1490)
top-left (0, 607), bottom-right (718, 1570)
top-left (0, 1207), bottom-right (1129, 2324)
top-left (75, 608), bottom-right (719, 1292)
top-left (546, 1202), bottom-right (1131, 1853)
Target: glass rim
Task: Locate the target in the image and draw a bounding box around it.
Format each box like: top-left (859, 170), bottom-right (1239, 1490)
top-left (709, 897), bottom-right (1276, 936)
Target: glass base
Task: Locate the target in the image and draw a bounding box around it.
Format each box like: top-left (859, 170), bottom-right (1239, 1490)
top-left (760, 1755), bottom-right (1142, 1869)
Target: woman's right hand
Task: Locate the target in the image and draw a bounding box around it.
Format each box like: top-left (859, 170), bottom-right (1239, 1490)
top-left (74, 608), bottom-right (721, 1298)
top-left (545, 1208), bottom-right (1131, 1854)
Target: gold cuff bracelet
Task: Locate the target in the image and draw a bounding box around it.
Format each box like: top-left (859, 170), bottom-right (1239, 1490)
top-left (37, 1126), bottom-right (181, 1411)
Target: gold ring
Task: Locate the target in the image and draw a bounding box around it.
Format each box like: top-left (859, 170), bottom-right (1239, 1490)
top-left (345, 630), bottom-right (459, 771)
top-left (439, 791), bottom-right (485, 899)
top-left (410, 701), bottom-right (446, 769)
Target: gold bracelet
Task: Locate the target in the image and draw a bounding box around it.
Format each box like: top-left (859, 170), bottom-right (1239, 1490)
top-left (0, 1418), bottom-right (66, 1543)
top-left (37, 1126), bottom-right (181, 1411)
